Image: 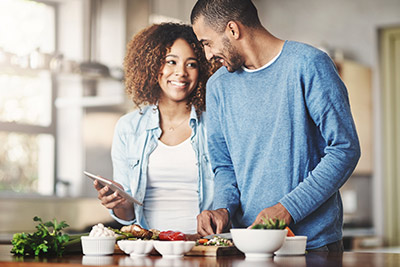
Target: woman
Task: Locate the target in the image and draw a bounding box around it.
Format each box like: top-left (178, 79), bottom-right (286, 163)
top-left (94, 23), bottom-right (216, 234)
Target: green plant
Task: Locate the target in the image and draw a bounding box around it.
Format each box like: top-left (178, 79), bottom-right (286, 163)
top-left (10, 216), bottom-right (75, 256)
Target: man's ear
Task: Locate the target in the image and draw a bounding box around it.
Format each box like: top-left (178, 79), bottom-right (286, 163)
top-left (225, 21), bottom-right (240, 40)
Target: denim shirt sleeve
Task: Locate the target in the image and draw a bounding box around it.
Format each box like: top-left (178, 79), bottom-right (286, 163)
top-left (109, 117), bottom-right (137, 225)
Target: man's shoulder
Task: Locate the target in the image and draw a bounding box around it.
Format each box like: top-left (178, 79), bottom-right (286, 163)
top-left (285, 41), bottom-right (324, 54)
top-left (283, 41), bottom-right (333, 69)
top-left (207, 67), bottom-right (230, 86)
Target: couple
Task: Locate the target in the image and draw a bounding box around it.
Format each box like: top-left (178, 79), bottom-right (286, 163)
top-left (94, 0), bottom-right (360, 252)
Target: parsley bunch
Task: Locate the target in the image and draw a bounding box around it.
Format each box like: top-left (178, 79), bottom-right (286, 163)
top-left (11, 216), bottom-right (70, 256)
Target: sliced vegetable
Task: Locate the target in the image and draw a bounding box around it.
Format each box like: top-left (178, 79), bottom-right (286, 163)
top-left (159, 231), bottom-right (186, 241)
top-left (197, 238), bottom-right (209, 245)
top-left (285, 226), bottom-right (295, 237)
top-left (196, 236), bottom-right (233, 246)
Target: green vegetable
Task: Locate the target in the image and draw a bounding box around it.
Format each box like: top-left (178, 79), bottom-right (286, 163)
top-left (11, 216), bottom-right (71, 256)
top-left (251, 217), bottom-right (287, 230)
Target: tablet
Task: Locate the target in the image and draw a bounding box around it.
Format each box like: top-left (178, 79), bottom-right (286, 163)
top-left (84, 171), bottom-right (143, 206)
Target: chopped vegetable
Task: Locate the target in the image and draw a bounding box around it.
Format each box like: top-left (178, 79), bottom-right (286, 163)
top-left (285, 226), bottom-right (295, 237)
top-left (11, 216), bottom-right (71, 256)
top-left (251, 217), bottom-right (287, 230)
top-left (197, 238), bottom-right (209, 245)
top-left (196, 236), bottom-right (233, 246)
top-left (159, 231), bottom-right (186, 241)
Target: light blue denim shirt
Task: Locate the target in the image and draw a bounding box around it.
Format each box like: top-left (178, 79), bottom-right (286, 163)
top-left (109, 104), bottom-right (214, 229)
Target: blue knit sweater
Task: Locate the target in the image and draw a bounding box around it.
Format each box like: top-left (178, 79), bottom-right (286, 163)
top-left (205, 40), bottom-right (360, 249)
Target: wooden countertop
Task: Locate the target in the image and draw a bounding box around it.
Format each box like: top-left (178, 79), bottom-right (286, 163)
top-left (1, 244), bottom-right (400, 267)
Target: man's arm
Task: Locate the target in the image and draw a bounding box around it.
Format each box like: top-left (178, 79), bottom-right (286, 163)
top-left (197, 79), bottom-right (240, 234)
top-left (279, 52), bottom-right (361, 223)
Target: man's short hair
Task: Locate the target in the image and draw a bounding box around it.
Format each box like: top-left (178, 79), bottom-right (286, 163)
top-left (191, 0), bottom-right (261, 33)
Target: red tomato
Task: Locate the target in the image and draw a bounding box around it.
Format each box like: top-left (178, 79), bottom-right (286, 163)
top-left (159, 231), bottom-right (186, 241)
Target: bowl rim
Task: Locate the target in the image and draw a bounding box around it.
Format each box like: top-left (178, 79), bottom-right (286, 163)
top-left (230, 228), bottom-right (287, 231)
top-left (285, 236), bottom-right (307, 240)
top-left (153, 240), bottom-right (196, 244)
top-left (81, 236), bottom-right (116, 240)
top-left (117, 239), bottom-right (154, 242)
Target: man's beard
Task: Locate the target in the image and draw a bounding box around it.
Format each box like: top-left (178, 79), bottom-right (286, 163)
top-left (222, 36), bottom-right (243, 72)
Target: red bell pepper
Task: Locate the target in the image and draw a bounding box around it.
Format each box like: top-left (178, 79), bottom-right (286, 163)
top-left (159, 230), bottom-right (187, 241)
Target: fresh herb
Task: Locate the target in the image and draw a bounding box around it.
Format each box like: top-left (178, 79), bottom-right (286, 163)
top-left (11, 216), bottom-right (71, 256)
top-left (251, 217), bottom-right (287, 230)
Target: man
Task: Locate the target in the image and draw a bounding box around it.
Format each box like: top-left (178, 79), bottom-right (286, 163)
top-left (191, 0), bottom-right (360, 251)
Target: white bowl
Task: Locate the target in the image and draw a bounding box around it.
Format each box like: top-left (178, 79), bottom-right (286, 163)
top-left (81, 236), bottom-right (116, 255)
top-left (275, 236), bottom-right (307, 256)
top-left (153, 241), bottom-right (195, 258)
top-left (117, 239), bottom-right (154, 257)
top-left (230, 228), bottom-right (287, 258)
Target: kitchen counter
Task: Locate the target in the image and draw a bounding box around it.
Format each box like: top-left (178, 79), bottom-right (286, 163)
top-left (1, 244), bottom-right (400, 267)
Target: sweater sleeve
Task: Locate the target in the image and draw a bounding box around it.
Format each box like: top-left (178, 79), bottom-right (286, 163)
top-left (279, 53), bottom-right (361, 223)
top-left (206, 79), bottom-right (240, 218)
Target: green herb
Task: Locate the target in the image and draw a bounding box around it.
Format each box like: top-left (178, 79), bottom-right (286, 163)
top-left (251, 217), bottom-right (287, 230)
top-left (11, 216), bottom-right (71, 256)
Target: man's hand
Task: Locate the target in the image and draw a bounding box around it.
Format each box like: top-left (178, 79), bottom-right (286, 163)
top-left (197, 208), bottom-right (230, 236)
top-left (248, 203), bottom-right (292, 228)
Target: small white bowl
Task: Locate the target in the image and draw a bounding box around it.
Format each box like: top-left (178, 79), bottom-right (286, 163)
top-left (81, 236), bottom-right (116, 255)
top-left (153, 241), bottom-right (195, 258)
top-left (117, 239), bottom-right (154, 257)
top-left (230, 228), bottom-right (287, 259)
top-left (275, 236), bottom-right (307, 256)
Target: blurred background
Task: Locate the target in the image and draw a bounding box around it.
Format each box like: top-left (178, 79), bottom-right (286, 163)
top-left (0, 0), bottom-right (399, 251)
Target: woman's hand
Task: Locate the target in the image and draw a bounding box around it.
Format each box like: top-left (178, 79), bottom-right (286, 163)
top-left (93, 180), bottom-right (134, 220)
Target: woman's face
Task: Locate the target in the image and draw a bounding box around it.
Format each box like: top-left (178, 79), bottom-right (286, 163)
top-left (158, 38), bottom-right (199, 104)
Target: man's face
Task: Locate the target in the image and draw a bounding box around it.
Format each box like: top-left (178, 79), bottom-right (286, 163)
top-left (193, 16), bottom-right (244, 72)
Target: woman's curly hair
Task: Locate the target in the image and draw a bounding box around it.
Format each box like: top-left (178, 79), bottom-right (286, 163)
top-left (124, 22), bottom-right (215, 116)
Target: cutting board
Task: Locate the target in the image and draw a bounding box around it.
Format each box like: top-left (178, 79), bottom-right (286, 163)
top-left (186, 245), bottom-right (244, 257)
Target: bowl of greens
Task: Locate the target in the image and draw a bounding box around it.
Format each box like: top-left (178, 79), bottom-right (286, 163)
top-left (230, 218), bottom-right (288, 259)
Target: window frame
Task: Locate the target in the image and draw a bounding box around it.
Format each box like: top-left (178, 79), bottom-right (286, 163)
top-left (0, 0), bottom-right (58, 196)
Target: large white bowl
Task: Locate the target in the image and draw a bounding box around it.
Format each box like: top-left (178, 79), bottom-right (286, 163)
top-left (275, 236), bottom-right (307, 256)
top-left (81, 236), bottom-right (116, 255)
top-left (230, 228), bottom-right (287, 258)
top-left (117, 239), bottom-right (154, 257)
top-left (153, 241), bottom-right (195, 258)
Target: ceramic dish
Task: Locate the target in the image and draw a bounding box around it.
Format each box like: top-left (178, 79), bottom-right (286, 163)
top-left (117, 239), bottom-right (154, 257)
top-left (81, 236), bottom-right (116, 255)
top-left (275, 236), bottom-right (307, 256)
top-left (230, 228), bottom-right (287, 259)
top-left (153, 241), bottom-right (195, 258)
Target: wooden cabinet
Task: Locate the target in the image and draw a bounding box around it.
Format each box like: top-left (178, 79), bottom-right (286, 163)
top-left (336, 60), bottom-right (373, 175)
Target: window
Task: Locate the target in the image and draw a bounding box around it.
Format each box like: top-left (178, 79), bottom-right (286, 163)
top-left (0, 0), bottom-right (56, 195)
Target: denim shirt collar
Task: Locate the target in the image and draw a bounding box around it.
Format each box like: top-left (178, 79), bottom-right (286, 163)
top-left (145, 104), bottom-right (199, 133)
